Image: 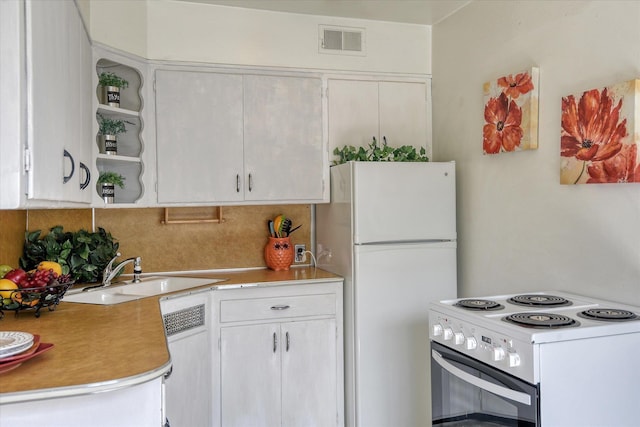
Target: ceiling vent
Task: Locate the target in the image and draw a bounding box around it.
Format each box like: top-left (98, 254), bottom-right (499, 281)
top-left (319, 25), bottom-right (365, 56)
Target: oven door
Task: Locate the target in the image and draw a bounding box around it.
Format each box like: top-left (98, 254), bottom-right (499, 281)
top-left (431, 342), bottom-right (539, 426)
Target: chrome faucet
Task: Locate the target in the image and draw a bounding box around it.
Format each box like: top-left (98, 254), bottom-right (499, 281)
top-left (102, 253), bottom-right (142, 287)
top-left (82, 253), bottom-right (142, 292)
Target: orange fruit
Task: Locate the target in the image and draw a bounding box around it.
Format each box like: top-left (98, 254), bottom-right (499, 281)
top-left (11, 292), bottom-right (39, 307)
top-left (0, 278), bottom-right (19, 299)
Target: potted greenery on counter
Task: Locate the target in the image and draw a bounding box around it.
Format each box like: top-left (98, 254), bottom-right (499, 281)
top-left (333, 136), bottom-right (429, 165)
top-left (21, 226), bottom-right (119, 283)
top-left (98, 171), bottom-right (125, 204)
top-left (98, 71), bottom-right (129, 108)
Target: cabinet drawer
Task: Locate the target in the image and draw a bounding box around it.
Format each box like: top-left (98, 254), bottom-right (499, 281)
top-left (220, 294), bottom-right (336, 323)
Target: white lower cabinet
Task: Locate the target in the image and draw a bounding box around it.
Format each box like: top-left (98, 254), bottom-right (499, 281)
top-left (220, 323), bottom-right (281, 426)
top-left (213, 281), bottom-right (344, 427)
top-left (221, 319), bottom-right (338, 426)
top-left (0, 377), bottom-right (164, 427)
top-left (160, 290), bottom-right (212, 427)
top-left (281, 319), bottom-right (338, 426)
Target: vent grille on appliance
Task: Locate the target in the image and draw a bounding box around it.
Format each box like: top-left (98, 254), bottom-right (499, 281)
top-left (163, 304), bottom-right (205, 336)
top-left (319, 25), bottom-right (365, 55)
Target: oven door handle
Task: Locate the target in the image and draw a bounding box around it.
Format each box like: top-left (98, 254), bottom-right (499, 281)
top-left (432, 349), bottom-right (532, 406)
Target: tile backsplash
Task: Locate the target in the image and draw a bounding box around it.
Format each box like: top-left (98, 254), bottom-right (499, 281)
top-left (0, 205), bottom-right (311, 273)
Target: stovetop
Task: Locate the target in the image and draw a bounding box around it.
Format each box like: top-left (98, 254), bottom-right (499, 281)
top-left (429, 291), bottom-right (640, 383)
top-left (431, 290), bottom-right (640, 344)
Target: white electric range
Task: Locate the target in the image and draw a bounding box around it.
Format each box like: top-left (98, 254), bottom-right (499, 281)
top-left (429, 291), bottom-right (640, 426)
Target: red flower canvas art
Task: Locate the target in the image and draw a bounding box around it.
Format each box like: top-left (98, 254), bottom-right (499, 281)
top-left (560, 80), bottom-right (640, 184)
top-left (483, 67), bottom-right (539, 154)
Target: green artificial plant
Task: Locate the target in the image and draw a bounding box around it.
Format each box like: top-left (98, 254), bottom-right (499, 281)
top-left (98, 71), bottom-right (129, 89)
top-left (20, 226), bottom-right (119, 283)
top-left (333, 136), bottom-right (429, 165)
top-left (97, 113), bottom-right (132, 136)
top-left (98, 171), bottom-right (126, 188)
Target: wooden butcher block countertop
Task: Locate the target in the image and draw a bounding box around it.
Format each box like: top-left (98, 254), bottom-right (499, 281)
top-left (0, 267), bottom-right (341, 403)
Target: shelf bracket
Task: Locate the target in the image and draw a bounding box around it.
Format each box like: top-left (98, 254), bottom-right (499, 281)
top-left (161, 207), bottom-right (224, 225)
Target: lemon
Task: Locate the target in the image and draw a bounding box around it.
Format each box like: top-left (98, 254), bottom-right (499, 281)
top-left (37, 261), bottom-right (62, 276)
top-left (0, 278), bottom-right (19, 299)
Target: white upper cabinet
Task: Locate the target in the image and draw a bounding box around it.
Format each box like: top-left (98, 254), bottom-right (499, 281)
top-left (155, 69), bottom-right (327, 205)
top-left (327, 79), bottom-right (429, 160)
top-left (65, 3), bottom-right (93, 204)
top-left (0, 0), bottom-right (92, 208)
top-left (328, 80), bottom-right (380, 151)
top-left (155, 70), bottom-right (244, 204)
top-left (243, 74), bottom-right (324, 203)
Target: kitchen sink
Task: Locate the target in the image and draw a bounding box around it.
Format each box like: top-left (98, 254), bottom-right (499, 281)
top-left (64, 276), bottom-right (226, 305)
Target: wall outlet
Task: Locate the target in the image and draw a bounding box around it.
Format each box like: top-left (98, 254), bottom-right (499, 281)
top-left (295, 244), bottom-right (306, 262)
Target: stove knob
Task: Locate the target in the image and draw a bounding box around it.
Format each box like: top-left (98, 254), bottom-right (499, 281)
top-left (432, 323), bottom-right (443, 337)
top-left (508, 351), bottom-right (521, 367)
top-left (453, 332), bottom-right (465, 345)
top-left (465, 336), bottom-right (477, 350)
top-left (443, 327), bottom-right (453, 341)
top-left (492, 346), bottom-right (506, 361)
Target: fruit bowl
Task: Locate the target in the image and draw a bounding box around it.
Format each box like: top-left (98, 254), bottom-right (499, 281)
top-left (0, 280), bottom-right (75, 319)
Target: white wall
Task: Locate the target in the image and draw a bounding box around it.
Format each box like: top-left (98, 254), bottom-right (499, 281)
top-left (90, 0), bottom-right (148, 56)
top-left (76, 0), bottom-right (90, 31)
top-left (89, 0), bottom-right (430, 75)
top-left (433, 1), bottom-right (640, 305)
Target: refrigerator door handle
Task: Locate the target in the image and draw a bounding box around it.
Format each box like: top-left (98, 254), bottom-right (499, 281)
top-left (356, 239), bottom-right (455, 246)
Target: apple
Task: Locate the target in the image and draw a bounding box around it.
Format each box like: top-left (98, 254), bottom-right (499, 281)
top-left (4, 268), bottom-right (27, 286)
top-left (0, 264), bottom-right (12, 279)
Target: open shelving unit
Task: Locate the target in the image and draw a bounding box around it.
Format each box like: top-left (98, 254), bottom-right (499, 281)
top-left (94, 57), bottom-right (145, 205)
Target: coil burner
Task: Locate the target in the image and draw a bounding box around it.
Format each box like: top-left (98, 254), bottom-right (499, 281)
top-left (454, 299), bottom-right (504, 311)
top-left (503, 312), bottom-right (579, 328)
top-left (578, 308), bottom-right (639, 322)
top-left (508, 294), bottom-right (572, 308)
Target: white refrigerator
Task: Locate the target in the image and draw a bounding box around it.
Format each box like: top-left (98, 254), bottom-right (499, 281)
top-left (316, 161), bottom-right (457, 427)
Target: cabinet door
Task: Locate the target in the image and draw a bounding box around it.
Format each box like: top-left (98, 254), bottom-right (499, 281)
top-left (78, 12), bottom-right (93, 203)
top-left (327, 79), bottom-right (379, 154)
top-left (282, 319), bottom-right (338, 427)
top-left (162, 292), bottom-right (212, 427)
top-left (155, 70), bottom-right (244, 203)
top-left (63, 1), bottom-right (93, 203)
top-left (243, 75), bottom-right (324, 202)
top-left (165, 328), bottom-right (212, 427)
top-left (327, 79), bottom-right (428, 159)
top-left (220, 323), bottom-right (281, 426)
top-left (378, 81), bottom-right (427, 148)
top-left (26, 0), bottom-right (73, 202)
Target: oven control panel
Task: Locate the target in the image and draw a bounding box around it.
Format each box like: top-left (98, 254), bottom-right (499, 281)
top-left (429, 312), bottom-right (536, 383)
